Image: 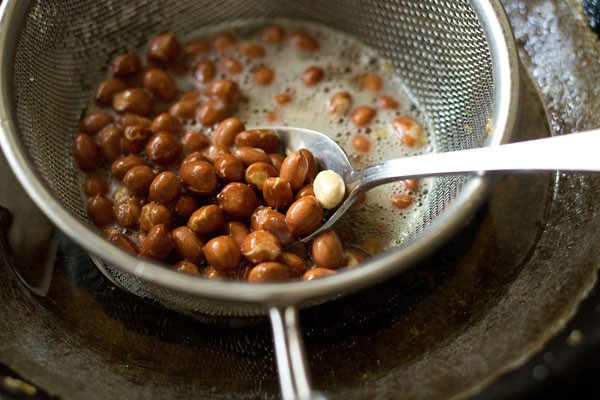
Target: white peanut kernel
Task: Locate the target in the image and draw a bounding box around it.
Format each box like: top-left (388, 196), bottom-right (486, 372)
top-left (313, 170), bottom-right (345, 209)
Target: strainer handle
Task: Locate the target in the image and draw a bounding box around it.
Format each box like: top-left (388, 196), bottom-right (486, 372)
top-left (269, 306), bottom-right (326, 400)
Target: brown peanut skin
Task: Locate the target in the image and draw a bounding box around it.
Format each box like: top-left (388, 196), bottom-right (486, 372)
top-left (174, 260), bottom-right (201, 276)
top-left (263, 178), bottom-right (293, 210)
top-left (179, 160), bottom-right (218, 196)
top-left (83, 177), bottom-right (109, 197)
top-left (217, 182), bottom-right (258, 218)
top-left (145, 132), bottom-right (182, 165)
top-left (290, 31), bottom-right (319, 51)
top-left (174, 195), bottom-right (199, 218)
top-left (234, 129), bottom-right (280, 152)
top-left (303, 267), bottom-right (336, 281)
top-left (196, 97), bottom-right (231, 127)
top-left (147, 32), bottom-right (181, 64)
top-left (211, 117), bottom-right (245, 150)
top-left (250, 207), bottom-right (294, 247)
top-left (225, 221), bottom-right (251, 247)
top-left (214, 154), bottom-right (244, 183)
top-left (110, 233), bottom-right (139, 256)
top-left (112, 52), bottom-right (141, 77)
top-left (123, 123), bottom-right (153, 155)
top-left (351, 106), bottom-right (376, 128)
top-left (277, 252), bottom-right (307, 277)
top-left (285, 196), bottom-right (323, 236)
top-left (95, 78), bottom-right (128, 106)
top-left (123, 165), bottom-right (155, 196)
top-left (72, 134), bottom-right (101, 172)
top-left (149, 171), bottom-right (181, 204)
top-left (232, 147), bottom-right (271, 167)
top-left (248, 262), bottom-right (291, 283)
top-left (170, 99), bottom-right (198, 120)
top-left (261, 25), bottom-right (285, 44)
top-left (302, 66), bottom-right (324, 86)
top-left (279, 150), bottom-right (309, 190)
top-left (151, 113), bottom-right (182, 134)
top-left (139, 224), bottom-right (173, 262)
top-left (139, 203), bottom-right (172, 232)
top-left (172, 226), bottom-right (205, 264)
top-left (111, 155), bottom-right (145, 181)
top-left (195, 60), bottom-right (216, 83)
top-left (87, 195), bottom-right (113, 227)
top-left (241, 230), bottom-right (282, 264)
top-left (205, 79), bottom-right (240, 103)
top-left (113, 88), bottom-right (153, 116)
top-left (182, 130), bottom-right (210, 153)
top-left (311, 230), bottom-right (344, 269)
top-left (113, 198), bottom-right (141, 229)
top-left (98, 125), bottom-right (123, 162)
top-left (204, 236), bottom-right (242, 270)
top-left (253, 67), bottom-right (275, 86)
top-left (79, 112), bottom-right (114, 134)
top-left (188, 205), bottom-right (225, 235)
top-left (244, 162), bottom-right (277, 190)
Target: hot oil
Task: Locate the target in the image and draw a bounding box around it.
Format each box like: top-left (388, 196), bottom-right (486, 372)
top-left (181, 20), bottom-right (435, 253)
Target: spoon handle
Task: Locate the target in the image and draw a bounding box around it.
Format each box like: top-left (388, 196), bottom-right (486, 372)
top-left (302, 129), bottom-right (600, 242)
top-left (352, 129), bottom-right (600, 191)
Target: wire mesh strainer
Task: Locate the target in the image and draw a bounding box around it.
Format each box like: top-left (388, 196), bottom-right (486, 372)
top-left (0, 0), bottom-right (519, 398)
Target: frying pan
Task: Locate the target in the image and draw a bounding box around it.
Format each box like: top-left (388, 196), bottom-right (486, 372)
top-left (0, 0), bottom-right (520, 398)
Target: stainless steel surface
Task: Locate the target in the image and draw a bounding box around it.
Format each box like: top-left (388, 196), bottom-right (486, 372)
top-left (0, 0), bottom-right (520, 399)
top-left (273, 127), bottom-right (600, 242)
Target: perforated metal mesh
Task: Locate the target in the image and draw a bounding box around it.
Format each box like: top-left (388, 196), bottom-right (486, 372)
top-left (6, 0), bottom-right (506, 316)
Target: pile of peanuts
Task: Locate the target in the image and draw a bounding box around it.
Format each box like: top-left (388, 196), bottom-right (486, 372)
top-left (71, 27), bottom-right (383, 282)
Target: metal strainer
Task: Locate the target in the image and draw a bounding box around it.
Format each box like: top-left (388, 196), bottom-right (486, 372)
top-left (0, 0), bottom-right (519, 398)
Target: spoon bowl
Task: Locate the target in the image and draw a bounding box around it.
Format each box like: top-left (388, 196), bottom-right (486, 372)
top-left (270, 126), bottom-right (600, 242)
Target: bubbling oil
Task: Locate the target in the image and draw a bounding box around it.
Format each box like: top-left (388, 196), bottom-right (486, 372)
top-left (181, 19), bottom-right (435, 253)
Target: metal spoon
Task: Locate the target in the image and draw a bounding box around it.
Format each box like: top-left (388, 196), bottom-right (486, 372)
top-left (271, 126), bottom-right (600, 242)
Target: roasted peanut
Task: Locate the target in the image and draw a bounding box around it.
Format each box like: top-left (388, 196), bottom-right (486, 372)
top-left (303, 268), bottom-right (336, 280)
top-left (214, 154), bottom-right (244, 183)
top-left (188, 204), bottom-right (225, 235)
top-left (392, 193), bottom-right (414, 209)
top-left (261, 25), bottom-right (285, 44)
top-left (204, 235), bottom-right (242, 270)
top-left (72, 133), bottom-right (101, 172)
top-left (122, 123), bottom-right (153, 155)
top-left (80, 111), bottom-right (114, 134)
top-left (250, 207), bottom-right (294, 246)
top-left (212, 117), bottom-right (245, 150)
top-left (143, 68), bottom-right (177, 101)
top-left (151, 113), bottom-right (182, 134)
top-left (234, 129), bottom-right (279, 152)
top-left (277, 252), bottom-right (307, 277)
top-left (98, 125), bottom-right (123, 162)
top-left (279, 150), bottom-right (309, 190)
top-left (179, 160), bottom-right (218, 196)
top-left (147, 32), bottom-right (181, 64)
top-left (343, 247), bottom-right (369, 267)
top-left (285, 196), bottom-right (323, 236)
top-left (212, 32), bottom-right (236, 50)
top-left (194, 59), bottom-right (216, 83)
top-left (379, 95), bottom-right (399, 109)
top-left (184, 40), bottom-right (210, 59)
top-left (205, 79), bottom-right (240, 103)
top-left (123, 165), bottom-right (155, 196)
top-left (149, 171), bottom-right (181, 204)
top-left (244, 162), bottom-right (278, 190)
top-left (327, 92), bottom-right (352, 115)
top-left (172, 226), bottom-right (205, 264)
top-left (400, 179), bottom-right (419, 193)
top-left (87, 194), bottom-right (113, 227)
top-left (232, 147), bottom-right (271, 167)
top-left (351, 106), bottom-right (376, 128)
top-left (296, 183), bottom-right (315, 199)
top-left (113, 198), bottom-right (141, 229)
top-left (139, 203), bottom-right (172, 232)
top-left (196, 97), bottom-right (231, 127)
top-left (268, 153), bottom-right (285, 173)
top-left (181, 151), bottom-right (209, 168)
top-left (112, 52), bottom-right (141, 77)
top-left (290, 31), bottom-right (319, 51)
top-left (95, 78), bottom-right (128, 106)
top-left (242, 230), bottom-right (282, 264)
top-left (262, 178), bottom-right (293, 209)
top-left (392, 116), bottom-right (426, 148)
top-left (225, 221), bottom-right (251, 247)
top-left (145, 132), bottom-right (182, 165)
top-left (362, 73), bottom-right (382, 92)
top-left (170, 99), bottom-right (198, 120)
top-left (352, 134), bottom-right (371, 153)
top-left (182, 130), bottom-right (210, 154)
top-left (174, 194), bottom-right (199, 218)
top-left (241, 42), bottom-right (266, 58)
top-left (110, 233), bottom-right (139, 256)
top-left (139, 224), bottom-right (173, 262)
top-left (113, 88), bottom-right (153, 116)
top-left (83, 177), bottom-right (109, 197)
top-left (248, 262), bottom-right (291, 282)
top-left (204, 266), bottom-right (231, 280)
top-left (253, 66), bottom-right (275, 86)
top-left (275, 93), bottom-right (292, 105)
top-left (217, 182), bottom-right (258, 218)
top-left (174, 260), bottom-right (201, 276)
top-left (119, 113), bottom-right (151, 128)
top-left (222, 57), bottom-right (243, 74)
top-left (311, 230), bottom-right (344, 269)
top-left (302, 66), bottom-right (324, 86)
top-left (111, 155), bottom-right (145, 180)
